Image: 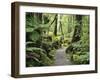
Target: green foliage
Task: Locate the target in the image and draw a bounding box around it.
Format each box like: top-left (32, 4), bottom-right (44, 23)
top-left (41, 41), bottom-right (52, 53)
top-left (40, 53), bottom-right (53, 66)
top-left (65, 15), bottom-right (89, 64)
top-left (26, 47), bottom-right (46, 53)
top-left (29, 31), bottom-right (40, 41)
top-left (52, 40), bottom-right (61, 49)
top-left (66, 40), bottom-right (89, 64)
top-left (41, 41), bottom-right (56, 61)
top-left (26, 13), bottom-right (54, 67)
top-left (72, 52), bottom-right (89, 64)
top-left (26, 27), bottom-right (34, 32)
top-left (26, 47), bottom-right (54, 66)
top-left (48, 50), bottom-right (56, 60)
top-left (26, 12), bottom-right (90, 66)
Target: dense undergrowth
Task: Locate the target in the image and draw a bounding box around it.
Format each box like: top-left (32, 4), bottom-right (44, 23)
top-left (26, 12), bottom-right (90, 67)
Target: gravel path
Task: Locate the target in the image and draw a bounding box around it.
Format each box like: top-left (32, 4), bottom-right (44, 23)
top-left (53, 47), bottom-right (73, 66)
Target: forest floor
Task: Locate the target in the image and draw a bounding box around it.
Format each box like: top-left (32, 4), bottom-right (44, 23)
top-left (53, 47), bottom-right (73, 66)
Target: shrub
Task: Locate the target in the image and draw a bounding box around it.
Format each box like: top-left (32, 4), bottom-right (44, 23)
top-left (41, 41), bottom-right (56, 63)
top-left (65, 44), bottom-right (73, 54)
top-left (52, 40), bottom-right (62, 49)
top-left (48, 50), bottom-right (56, 60)
top-left (71, 52), bottom-right (89, 64)
top-left (66, 40), bottom-right (89, 64)
top-left (41, 41), bottom-right (53, 54)
top-left (26, 47), bottom-right (54, 66)
top-left (26, 52), bottom-right (41, 67)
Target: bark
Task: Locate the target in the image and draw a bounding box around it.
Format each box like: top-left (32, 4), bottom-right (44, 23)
top-left (54, 14), bottom-right (58, 36)
top-left (71, 15), bottom-right (82, 42)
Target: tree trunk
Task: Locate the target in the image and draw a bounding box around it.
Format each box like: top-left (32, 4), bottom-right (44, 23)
top-left (57, 14), bottom-right (60, 33)
top-left (54, 14), bottom-right (58, 36)
top-left (71, 15), bottom-right (82, 43)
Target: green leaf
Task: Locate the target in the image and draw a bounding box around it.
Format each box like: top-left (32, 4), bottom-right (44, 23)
top-left (26, 28), bottom-right (34, 32)
top-left (30, 31), bottom-right (40, 41)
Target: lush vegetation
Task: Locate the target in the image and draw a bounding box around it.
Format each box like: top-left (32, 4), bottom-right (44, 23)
top-left (66, 15), bottom-right (89, 64)
top-left (26, 12), bottom-right (90, 67)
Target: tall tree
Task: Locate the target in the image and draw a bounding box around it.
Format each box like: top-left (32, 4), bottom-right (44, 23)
top-left (71, 15), bottom-right (82, 42)
top-left (57, 14), bottom-right (60, 33)
top-left (54, 14), bottom-right (58, 36)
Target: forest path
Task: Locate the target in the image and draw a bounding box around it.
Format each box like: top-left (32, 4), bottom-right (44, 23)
top-left (53, 47), bottom-right (73, 66)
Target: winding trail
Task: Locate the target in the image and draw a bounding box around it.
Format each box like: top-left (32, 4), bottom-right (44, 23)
top-left (53, 47), bottom-right (73, 66)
